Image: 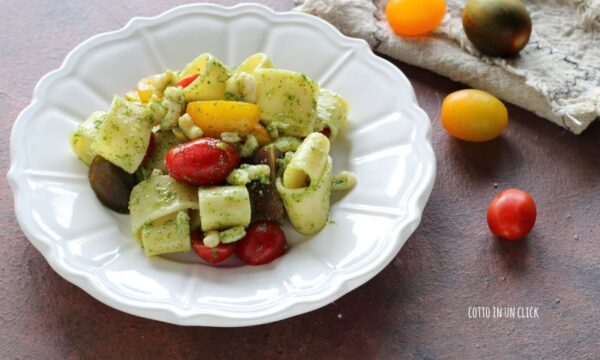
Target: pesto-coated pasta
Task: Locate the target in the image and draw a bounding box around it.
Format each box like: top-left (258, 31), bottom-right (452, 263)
top-left (219, 226), bottom-right (246, 244)
top-left (142, 131), bottom-right (181, 173)
top-left (69, 111), bottom-right (106, 165)
top-left (254, 69), bottom-right (319, 137)
top-left (331, 171), bottom-right (357, 191)
top-left (225, 53), bottom-right (274, 102)
top-left (183, 54), bottom-right (231, 102)
top-left (277, 156), bottom-right (333, 235)
top-left (234, 53), bottom-right (273, 74)
top-left (91, 96), bottom-right (153, 173)
top-left (141, 211), bottom-right (191, 256)
top-left (283, 132), bottom-right (330, 189)
top-left (179, 53), bottom-right (211, 78)
top-left (129, 174), bottom-right (198, 242)
top-left (225, 72), bottom-right (257, 103)
top-left (315, 89), bottom-right (349, 142)
top-left (198, 186), bottom-right (251, 231)
top-left (277, 133), bottom-right (333, 235)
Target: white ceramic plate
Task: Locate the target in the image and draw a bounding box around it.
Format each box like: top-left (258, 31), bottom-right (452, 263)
top-left (7, 3), bottom-right (435, 326)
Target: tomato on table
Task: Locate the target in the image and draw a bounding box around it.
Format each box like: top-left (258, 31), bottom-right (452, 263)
top-left (386, 0), bottom-right (446, 36)
top-left (165, 137), bottom-right (239, 186)
top-left (236, 221), bottom-right (287, 265)
top-left (441, 89), bottom-right (508, 142)
top-left (191, 231), bottom-right (237, 264)
top-left (487, 189), bottom-right (537, 241)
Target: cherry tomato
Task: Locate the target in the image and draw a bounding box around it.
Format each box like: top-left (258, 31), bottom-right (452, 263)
top-left (320, 126), bottom-right (331, 138)
top-left (176, 73), bottom-right (199, 88)
top-left (236, 221), bottom-right (287, 266)
top-left (441, 89), bottom-right (508, 142)
top-left (142, 132), bottom-right (156, 163)
top-left (386, 0), bottom-right (446, 36)
top-left (487, 189), bottom-right (537, 241)
top-left (165, 138), bottom-right (239, 186)
top-left (192, 232), bottom-right (236, 264)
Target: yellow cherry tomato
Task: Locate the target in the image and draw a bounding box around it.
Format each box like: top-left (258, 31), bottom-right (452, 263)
top-left (186, 100), bottom-right (261, 138)
top-left (386, 0), bottom-right (446, 36)
top-left (441, 89), bottom-right (508, 142)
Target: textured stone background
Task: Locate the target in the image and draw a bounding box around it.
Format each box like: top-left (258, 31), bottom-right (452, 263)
top-left (1, 1), bottom-right (599, 359)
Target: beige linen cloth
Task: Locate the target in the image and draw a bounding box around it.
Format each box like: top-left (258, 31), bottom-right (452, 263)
top-left (295, 0), bottom-right (600, 134)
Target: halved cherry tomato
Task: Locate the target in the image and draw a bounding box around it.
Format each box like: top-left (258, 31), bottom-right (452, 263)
top-left (186, 101), bottom-right (261, 138)
top-left (192, 231), bottom-right (236, 264)
top-left (165, 138), bottom-right (239, 186)
top-left (386, 0), bottom-right (446, 36)
top-left (176, 73), bottom-right (200, 88)
top-left (487, 189), bottom-right (537, 241)
top-left (236, 221), bottom-right (287, 265)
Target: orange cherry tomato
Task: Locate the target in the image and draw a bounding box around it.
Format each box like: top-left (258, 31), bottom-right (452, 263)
top-left (386, 0), bottom-right (446, 36)
top-left (441, 89), bottom-right (508, 142)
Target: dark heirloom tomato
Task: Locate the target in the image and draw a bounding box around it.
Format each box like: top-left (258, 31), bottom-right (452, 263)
top-left (248, 145), bottom-right (285, 224)
top-left (236, 221), bottom-right (287, 266)
top-left (165, 138), bottom-right (239, 186)
top-left (487, 189), bottom-right (537, 241)
top-left (142, 132), bottom-right (156, 163)
top-left (462, 0), bottom-right (532, 57)
top-left (88, 156), bottom-right (137, 214)
top-left (191, 231), bottom-right (236, 264)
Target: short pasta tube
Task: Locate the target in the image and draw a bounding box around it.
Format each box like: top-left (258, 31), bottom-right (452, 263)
top-left (283, 132), bottom-right (330, 189)
top-left (234, 53), bottom-right (273, 74)
top-left (129, 174), bottom-right (199, 243)
top-left (277, 133), bottom-right (333, 235)
top-left (141, 211), bottom-right (191, 256)
top-left (90, 96), bottom-right (153, 173)
top-left (315, 89), bottom-right (349, 142)
top-left (198, 186), bottom-right (251, 231)
top-left (69, 111), bottom-right (106, 166)
top-left (182, 53), bottom-right (232, 102)
top-left (277, 156), bottom-right (333, 235)
top-left (254, 69), bottom-right (319, 137)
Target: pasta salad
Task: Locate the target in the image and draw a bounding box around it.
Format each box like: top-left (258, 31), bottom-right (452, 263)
top-left (70, 53), bottom-right (356, 265)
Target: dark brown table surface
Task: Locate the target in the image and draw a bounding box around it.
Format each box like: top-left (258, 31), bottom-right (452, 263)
top-left (1, 1), bottom-right (599, 359)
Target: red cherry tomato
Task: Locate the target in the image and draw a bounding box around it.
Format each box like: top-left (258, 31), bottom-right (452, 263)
top-left (176, 73), bottom-right (200, 88)
top-left (487, 189), bottom-right (537, 241)
top-left (142, 133), bottom-right (156, 163)
top-left (236, 221), bottom-right (287, 265)
top-left (192, 231), bottom-right (236, 264)
top-left (320, 126), bottom-right (331, 138)
top-left (165, 138), bottom-right (239, 186)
